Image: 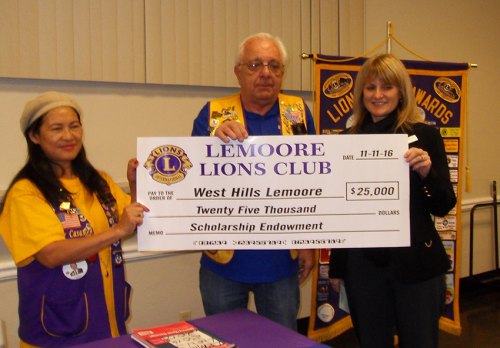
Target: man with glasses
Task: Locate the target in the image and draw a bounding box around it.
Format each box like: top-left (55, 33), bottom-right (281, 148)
top-left (191, 32), bottom-right (316, 330)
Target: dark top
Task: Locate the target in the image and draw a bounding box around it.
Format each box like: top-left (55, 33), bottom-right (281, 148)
top-left (329, 112), bottom-right (456, 283)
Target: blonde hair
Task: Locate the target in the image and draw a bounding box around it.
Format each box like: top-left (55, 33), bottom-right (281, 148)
top-left (349, 53), bottom-right (422, 134)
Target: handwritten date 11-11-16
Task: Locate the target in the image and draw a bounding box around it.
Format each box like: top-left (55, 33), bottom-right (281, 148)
top-left (359, 149), bottom-right (394, 159)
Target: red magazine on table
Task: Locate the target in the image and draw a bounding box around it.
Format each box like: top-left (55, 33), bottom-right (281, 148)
top-left (131, 321), bottom-right (236, 348)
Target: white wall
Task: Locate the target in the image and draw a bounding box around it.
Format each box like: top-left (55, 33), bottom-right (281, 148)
top-left (0, 0), bottom-right (499, 346)
top-left (0, 79), bottom-right (241, 188)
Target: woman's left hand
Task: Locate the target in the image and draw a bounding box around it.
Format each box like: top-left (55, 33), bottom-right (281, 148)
top-left (404, 147), bottom-right (432, 179)
top-left (127, 158), bottom-right (139, 201)
top-left (127, 158), bottom-right (139, 184)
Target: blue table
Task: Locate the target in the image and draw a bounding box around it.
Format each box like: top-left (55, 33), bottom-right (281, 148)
top-left (72, 309), bottom-right (330, 347)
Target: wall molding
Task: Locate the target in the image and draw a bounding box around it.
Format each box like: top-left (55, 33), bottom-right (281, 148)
top-left (461, 196), bottom-right (498, 212)
top-left (1, 194), bottom-right (497, 282)
top-left (0, 247), bottom-right (195, 282)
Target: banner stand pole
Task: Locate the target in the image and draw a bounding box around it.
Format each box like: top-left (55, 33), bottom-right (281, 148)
top-left (386, 21), bottom-right (392, 53)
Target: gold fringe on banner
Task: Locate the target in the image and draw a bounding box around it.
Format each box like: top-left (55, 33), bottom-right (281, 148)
top-left (464, 72), bottom-right (471, 192)
top-left (308, 317), bottom-right (353, 343)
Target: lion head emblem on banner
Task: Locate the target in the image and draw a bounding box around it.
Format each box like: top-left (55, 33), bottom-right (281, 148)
top-left (434, 77), bottom-right (461, 103)
top-left (323, 73), bottom-right (353, 99)
top-left (144, 145), bottom-right (193, 185)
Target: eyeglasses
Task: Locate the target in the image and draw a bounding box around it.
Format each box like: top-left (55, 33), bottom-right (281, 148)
top-left (240, 60), bottom-right (284, 75)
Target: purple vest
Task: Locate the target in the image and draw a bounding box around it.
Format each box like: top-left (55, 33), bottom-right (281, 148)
top-left (17, 199), bottom-right (130, 347)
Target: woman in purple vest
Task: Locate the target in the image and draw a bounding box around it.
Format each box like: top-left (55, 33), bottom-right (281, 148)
top-left (0, 91), bottom-right (148, 347)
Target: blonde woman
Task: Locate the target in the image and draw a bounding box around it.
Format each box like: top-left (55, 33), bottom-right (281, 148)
top-left (329, 54), bottom-right (456, 348)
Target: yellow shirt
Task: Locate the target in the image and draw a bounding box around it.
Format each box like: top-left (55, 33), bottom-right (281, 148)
top-left (0, 172), bottom-right (131, 346)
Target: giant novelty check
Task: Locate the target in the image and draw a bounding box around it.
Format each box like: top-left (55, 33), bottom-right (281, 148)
top-left (136, 134), bottom-right (410, 250)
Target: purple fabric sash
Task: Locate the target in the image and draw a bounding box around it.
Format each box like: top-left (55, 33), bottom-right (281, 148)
top-left (17, 198), bottom-right (130, 347)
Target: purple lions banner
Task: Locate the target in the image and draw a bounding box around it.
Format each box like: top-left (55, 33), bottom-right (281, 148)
top-left (308, 54), bottom-right (469, 341)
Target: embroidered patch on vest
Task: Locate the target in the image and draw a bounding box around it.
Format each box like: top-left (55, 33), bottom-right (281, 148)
top-left (210, 106), bottom-right (239, 128)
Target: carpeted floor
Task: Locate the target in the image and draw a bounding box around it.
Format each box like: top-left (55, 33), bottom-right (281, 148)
top-left (306, 276), bottom-right (500, 347)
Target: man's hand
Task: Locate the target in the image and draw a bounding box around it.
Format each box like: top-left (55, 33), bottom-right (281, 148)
top-left (214, 120), bottom-right (248, 142)
top-left (297, 249), bottom-right (315, 284)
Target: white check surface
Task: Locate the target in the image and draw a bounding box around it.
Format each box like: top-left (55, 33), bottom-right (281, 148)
top-left (136, 134), bottom-right (410, 250)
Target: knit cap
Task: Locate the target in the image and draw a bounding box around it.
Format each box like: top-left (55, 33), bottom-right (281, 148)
top-left (20, 91), bottom-right (82, 132)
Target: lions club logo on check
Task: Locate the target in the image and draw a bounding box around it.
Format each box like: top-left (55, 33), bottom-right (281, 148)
top-left (144, 145), bottom-right (193, 185)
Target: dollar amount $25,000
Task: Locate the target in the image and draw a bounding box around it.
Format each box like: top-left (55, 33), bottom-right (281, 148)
top-left (346, 181), bottom-right (399, 201)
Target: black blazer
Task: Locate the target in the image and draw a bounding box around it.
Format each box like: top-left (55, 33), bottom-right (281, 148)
top-left (329, 121), bottom-right (456, 283)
